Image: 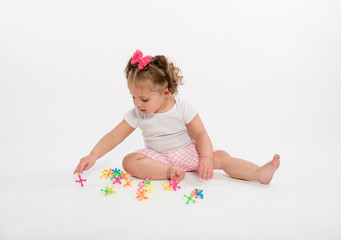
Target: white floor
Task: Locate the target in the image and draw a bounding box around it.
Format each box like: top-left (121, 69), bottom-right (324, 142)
top-left (1, 130), bottom-right (340, 239)
top-left (1, 1), bottom-right (340, 239)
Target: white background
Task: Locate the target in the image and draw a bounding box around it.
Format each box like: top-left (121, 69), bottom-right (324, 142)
top-left (1, 0), bottom-right (340, 239)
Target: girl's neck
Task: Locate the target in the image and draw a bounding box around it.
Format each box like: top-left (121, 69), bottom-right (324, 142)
top-left (155, 95), bottom-right (175, 113)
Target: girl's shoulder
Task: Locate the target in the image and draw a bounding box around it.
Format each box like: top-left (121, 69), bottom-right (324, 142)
top-left (174, 95), bottom-right (196, 110)
top-left (173, 95), bottom-right (197, 124)
top-left (123, 107), bottom-right (144, 128)
top-left (174, 95), bottom-right (191, 107)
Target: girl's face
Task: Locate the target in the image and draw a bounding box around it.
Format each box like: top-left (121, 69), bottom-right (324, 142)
top-left (128, 81), bottom-right (172, 114)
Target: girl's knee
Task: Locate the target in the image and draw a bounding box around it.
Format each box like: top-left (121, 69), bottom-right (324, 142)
top-left (213, 150), bottom-right (230, 159)
top-left (213, 150), bottom-right (230, 169)
top-left (122, 153), bottom-right (146, 174)
top-left (122, 153), bottom-right (136, 173)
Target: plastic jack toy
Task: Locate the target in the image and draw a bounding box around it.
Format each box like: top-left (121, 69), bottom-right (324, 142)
top-left (161, 183), bottom-right (173, 191)
top-left (137, 181), bottom-right (146, 191)
top-left (101, 186), bottom-right (116, 196)
top-left (75, 175), bottom-right (87, 187)
top-left (143, 183), bottom-right (154, 194)
top-left (123, 178), bottom-right (133, 187)
top-left (121, 172), bottom-right (129, 180)
top-left (136, 189), bottom-right (149, 201)
top-left (112, 168), bottom-right (121, 175)
top-left (192, 188), bottom-right (204, 199)
top-left (169, 180), bottom-right (181, 191)
top-left (113, 176), bottom-right (122, 185)
top-left (100, 169), bottom-right (112, 179)
top-left (184, 193), bottom-right (196, 204)
top-left (144, 177), bottom-right (152, 185)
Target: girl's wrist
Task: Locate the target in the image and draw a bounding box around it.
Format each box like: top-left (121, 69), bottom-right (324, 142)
top-left (200, 155), bottom-right (213, 161)
top-left (89, 152), bottom-right (99, 161)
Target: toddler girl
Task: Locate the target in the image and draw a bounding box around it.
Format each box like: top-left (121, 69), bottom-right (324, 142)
top-left (73, 50), bottom-right (280, 183)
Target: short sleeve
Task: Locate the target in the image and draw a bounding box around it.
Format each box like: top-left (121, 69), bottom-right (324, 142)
top-left (178, 97), bottom-right (198, 124)
top-left (123, 108), bottom-right (140, 128)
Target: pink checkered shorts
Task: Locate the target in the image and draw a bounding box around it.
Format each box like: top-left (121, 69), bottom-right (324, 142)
top-left (135, 141), bottom-right (219, 172)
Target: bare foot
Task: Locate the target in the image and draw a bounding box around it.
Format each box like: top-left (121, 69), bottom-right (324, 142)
top-left (257, 154), bottom-right (280, 184)
top-left (167, 166), bottom-right (185, 182)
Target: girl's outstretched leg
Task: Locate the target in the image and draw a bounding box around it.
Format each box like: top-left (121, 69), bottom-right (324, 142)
top-left (213, 150), bottom-right (280, 184)
top-left (122, 153), bottom-right (185, 182)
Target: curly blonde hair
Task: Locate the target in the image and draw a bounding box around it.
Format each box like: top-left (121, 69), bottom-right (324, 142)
top-left (124, 52), bottom-right (183, 94)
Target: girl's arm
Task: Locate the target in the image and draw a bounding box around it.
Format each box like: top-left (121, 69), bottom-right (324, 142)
top-left (73, 120), bottom-right (135, 175)
top-left (186, 114), bottom-right (214, 180)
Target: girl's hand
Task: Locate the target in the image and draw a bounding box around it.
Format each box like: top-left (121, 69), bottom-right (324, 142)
top-left (198, 157), bottom-right (213, 180)
top-left (73, 154), bottom-right (97, 175)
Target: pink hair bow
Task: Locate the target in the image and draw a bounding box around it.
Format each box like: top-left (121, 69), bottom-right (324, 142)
top-left (131, 50), bottom-right (152, 70)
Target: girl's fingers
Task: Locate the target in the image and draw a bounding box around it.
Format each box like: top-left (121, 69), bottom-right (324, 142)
top-left (73, 166), bottom-right (80, 175)
top-left (202, 169), bottom-right (207, 180)
top-left (198, 166), bottom-right (204, 178)
top-left (198, 164), bottom-right (213, 180)
top-left (209, 170), bottom-right (213, 179)
top-left (74, 162), bottom-right (84, 175)
top-left (201, 167), bottom-right (208, 180)
top-left (204, 168), bottom-right (213, 180)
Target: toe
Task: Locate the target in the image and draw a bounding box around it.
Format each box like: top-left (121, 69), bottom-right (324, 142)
top-left (272, 154), bottom-right (280, 169)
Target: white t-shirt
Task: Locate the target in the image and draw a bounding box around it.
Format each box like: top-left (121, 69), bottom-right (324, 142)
top-left (124, 95), bottom-right (197, 153)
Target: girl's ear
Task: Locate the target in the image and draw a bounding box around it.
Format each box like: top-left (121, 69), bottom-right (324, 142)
top-left (163, 87), bottom-right (171, 96)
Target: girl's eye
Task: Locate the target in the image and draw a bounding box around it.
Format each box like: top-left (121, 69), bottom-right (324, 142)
top-left (132, 96), bottom-right (148, 102)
